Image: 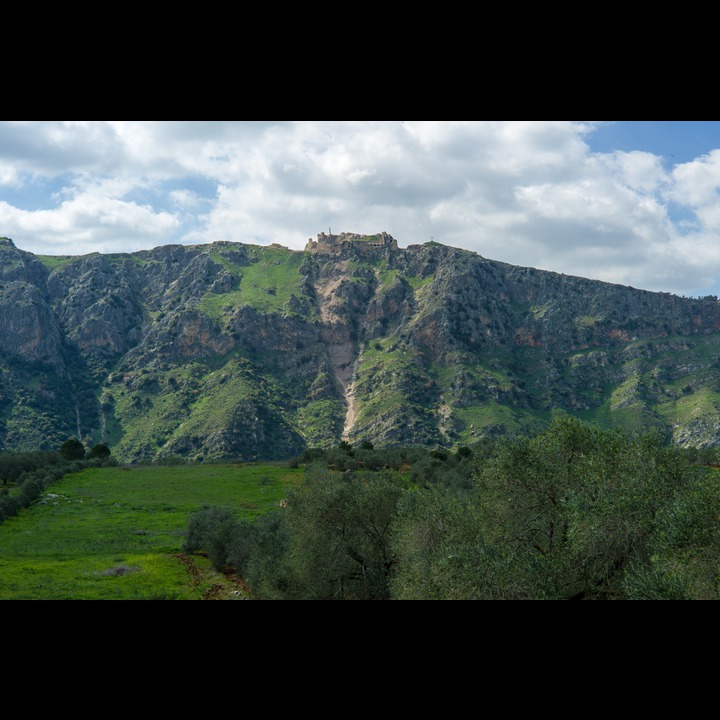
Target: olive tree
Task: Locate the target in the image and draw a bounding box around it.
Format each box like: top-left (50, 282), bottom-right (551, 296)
top-left (278, 470), bottom-right (405, 600)
top-left (392, 415), bottom-right (698, 600)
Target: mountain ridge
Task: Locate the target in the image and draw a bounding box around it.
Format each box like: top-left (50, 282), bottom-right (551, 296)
top-left (3, 232), bottom-right (720, 462)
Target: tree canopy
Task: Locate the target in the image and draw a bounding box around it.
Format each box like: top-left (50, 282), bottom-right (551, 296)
top-left (180, 420), bottom-right (719, 600)
top-left (59, 437), bottom-right (85, 462)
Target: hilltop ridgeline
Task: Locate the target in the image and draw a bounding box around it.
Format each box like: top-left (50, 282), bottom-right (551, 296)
top-left (2, 232), bottom-right (720, 462)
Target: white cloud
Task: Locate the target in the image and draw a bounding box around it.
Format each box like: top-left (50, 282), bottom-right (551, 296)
top-left (169, 189), bottom-right (207, 210)
top-left (668, 151), bottom-right (720, 211)
top-left (1, 120), bottom-right (720, 296)
top-left (0, 177), bottom-right (179, 255)
top-left (0, 162), bottom-right (19, 186)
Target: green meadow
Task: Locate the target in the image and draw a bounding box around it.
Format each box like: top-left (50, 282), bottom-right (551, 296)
top-left (0, 463), bottom-right (303, 600)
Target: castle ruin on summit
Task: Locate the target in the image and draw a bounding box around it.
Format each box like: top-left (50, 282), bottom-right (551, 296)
top-left (305, 231), bottom-right (398, 255)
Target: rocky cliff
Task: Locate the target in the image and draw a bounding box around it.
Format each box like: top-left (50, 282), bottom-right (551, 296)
top-left (3, 232), bottom-right (720, 462)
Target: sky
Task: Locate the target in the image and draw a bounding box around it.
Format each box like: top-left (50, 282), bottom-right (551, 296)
top-left (1, 120), bottom-right (720, 298)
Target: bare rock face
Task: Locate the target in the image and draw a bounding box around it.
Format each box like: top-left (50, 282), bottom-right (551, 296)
top-left (0, 281), bottom-right (61, 364)
top-left (45, 253), bottom-right (145, 359)
top-left (0, 237), bottom-right (48, 285)
top-left (156, 311), bottom-right (235, 359)
top-left (0, 239), bottom-right (60, 365)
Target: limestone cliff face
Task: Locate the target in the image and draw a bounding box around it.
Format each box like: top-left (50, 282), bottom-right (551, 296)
top-left (45, 254), bottom-right (145, 359)
top-left (0, 240), bottom-right (60, 366)
top-left (0, 281), bottom-right (61, 365)
top-left (3, 232), bottom-right (720, 461)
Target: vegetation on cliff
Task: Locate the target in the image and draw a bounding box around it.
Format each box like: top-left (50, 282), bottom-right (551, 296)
top-left (3, 233), bottom-right (720, 463)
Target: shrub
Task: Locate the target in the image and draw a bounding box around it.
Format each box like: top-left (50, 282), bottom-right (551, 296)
top-left (19, 477), bottom-right (45, 507)
top-left (183, 505), bottom-right (241, 571)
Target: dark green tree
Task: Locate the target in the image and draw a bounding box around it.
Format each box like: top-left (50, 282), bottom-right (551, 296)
top-left (473, 415), bottom-right (694, 599)
top-left (390, 485), bottom-right (513, 600)
top-left (242, 511), bottom-right (295, 600)
top-left (338, 440), bottom-right (354, 455)
top-left (276, 470), bottom-right (405, 599)
top-left (59, 437), bottom-right (86, 462)
top-left (87, 443), bottom-right (111, 460)
top-left (392, 416), bottom-right (697, 600)
top-left (225, 519), bottom-right (258, 577)
top-left (623, 469), bottom-right (720, 599)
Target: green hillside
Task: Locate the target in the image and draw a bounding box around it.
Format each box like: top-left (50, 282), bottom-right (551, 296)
top-left (5, 233), bottom-right (720, 462)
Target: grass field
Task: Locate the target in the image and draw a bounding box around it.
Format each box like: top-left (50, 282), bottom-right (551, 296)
top-left (0, 463), bottom-right (303, 600)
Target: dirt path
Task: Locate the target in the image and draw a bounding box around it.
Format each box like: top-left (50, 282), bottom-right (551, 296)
top-left (175, 553), bottom-right (248, 600)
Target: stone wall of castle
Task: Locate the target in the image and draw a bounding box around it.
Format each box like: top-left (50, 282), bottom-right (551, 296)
top-left (305, 231), bottom-right (398, 255)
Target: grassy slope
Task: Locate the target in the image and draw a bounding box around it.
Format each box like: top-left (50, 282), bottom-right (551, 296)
top-left (0, 463), bottom-right (303, 599)
top-left (199, 244), bottom-right (314, 320)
